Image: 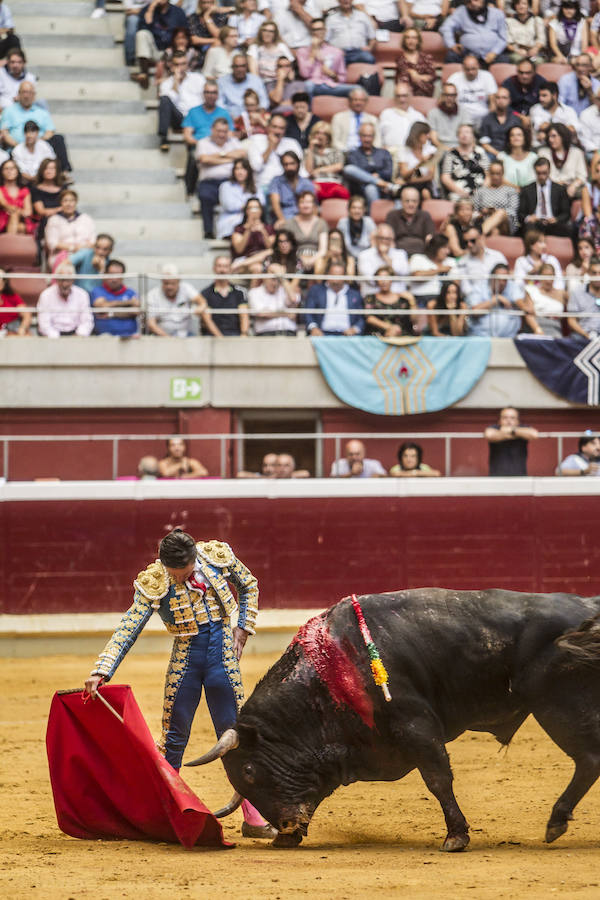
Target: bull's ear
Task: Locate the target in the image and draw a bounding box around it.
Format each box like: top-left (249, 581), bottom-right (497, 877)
top-left (237, 722), bottom-right (259, 748)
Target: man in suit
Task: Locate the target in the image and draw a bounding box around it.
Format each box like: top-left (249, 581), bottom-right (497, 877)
top-left (518, 156), bottom-right (572, 238)
top-left (331, 86), bottom-right (379, 153)
top-left (303, 260), bottom-right (365, 335)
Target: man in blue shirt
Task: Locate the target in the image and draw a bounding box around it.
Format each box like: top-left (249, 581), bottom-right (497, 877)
top-left (343, 121), bottom-right (394, 207)
top-left (218, 54), bottom-right (268, 118)
top-left (440, 0), bottom-right (509, 65)
top-left (268, 151), bottom-right (315, 226)
top-left (70, 234), bottom-right (114, 295)
top-left (558, 54), bottom-right (600, 117)
top-left (0, 81), bottom-right (72, 172)
top-left (133, 0), bottom-right (187, 89)
top-left (91, 260), bottom-right (141, 337)
top-left (466, 262), bottom-right (524, 338)
top-left (182, 79), bottom-right (233, 197)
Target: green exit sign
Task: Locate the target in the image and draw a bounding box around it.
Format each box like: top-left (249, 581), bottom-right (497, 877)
top-left (170, 377), bottom-right (202, 401)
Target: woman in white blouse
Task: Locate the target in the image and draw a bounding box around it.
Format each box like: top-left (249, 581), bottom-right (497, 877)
top-left (537, 123), bottom-right (587, 199)
top-left (513, 227), bottom-right (565, 298)
top-left (519, 262), bottom-right (565, 337)
top-left (247, 21), bottom-right (294, 92)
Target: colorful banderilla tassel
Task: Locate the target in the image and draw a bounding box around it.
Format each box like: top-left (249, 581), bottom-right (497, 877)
top-left (350, 594), bottom-right (392, 702)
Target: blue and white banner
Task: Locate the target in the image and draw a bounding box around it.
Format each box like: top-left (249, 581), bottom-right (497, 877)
top-left (311, 336), bottom-right (491, 415)
top-left (515, 336), bottom-right (600, 406)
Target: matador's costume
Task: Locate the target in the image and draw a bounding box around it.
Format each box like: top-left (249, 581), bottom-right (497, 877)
top-left (91, 539), bottom-right (258, 770)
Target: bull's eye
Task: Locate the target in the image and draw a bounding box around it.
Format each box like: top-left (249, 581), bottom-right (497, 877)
top-left (243, 763), bottom-right (255, 784)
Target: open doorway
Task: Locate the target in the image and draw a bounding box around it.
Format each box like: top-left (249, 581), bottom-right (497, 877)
top-left (235, 410), bottom-right (322, 477)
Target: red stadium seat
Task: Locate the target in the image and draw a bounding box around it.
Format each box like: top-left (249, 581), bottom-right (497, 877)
top-left (441, 63), bottom-right (462, 83)
top-left (489, 63), bottom-right (517, 86)
top-left (366, 96), bottom-right (393, 116)
top-left (422, 199), bottom-right (454, 231)
top-left (312, 95), bottom-right (347, 122)
top-left (345, 63), bottom-right (386, 84)
top-left (486, 235), bottom-right (525, 269)
top-left (537, 63), bottom-right (572, 84)
top-left (410, 96), bottom-right (437, 116)
top-left (370, 199), bottom-right (395, 224)
top-left (545, 236), bottom-right (575, 270)
top-left (0, 234), bottom-right (38, 268)
top-left (9, 273), bottom-right (47, 307)
top-left (374, 33), bottom-right (403, 66)
top-left (420, 31), bottom-right (446, 66)
top-left (320, 198), bottom-right (349, 229)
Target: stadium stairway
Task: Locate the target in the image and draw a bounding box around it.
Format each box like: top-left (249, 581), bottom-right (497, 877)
top-left (12, 0), bottom-right (216, 277)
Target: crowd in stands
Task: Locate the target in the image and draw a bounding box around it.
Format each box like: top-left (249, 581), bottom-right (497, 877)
top-left (6, 1), bottom-right (600, 340)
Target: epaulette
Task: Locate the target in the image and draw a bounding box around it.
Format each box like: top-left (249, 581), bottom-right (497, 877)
top-left (196, 540), bottom-right (235, 568)
top-left (134, 559), bottom-right (170, 600)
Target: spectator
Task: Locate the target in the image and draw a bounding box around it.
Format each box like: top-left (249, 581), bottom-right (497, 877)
top-left (0, 81), bottom-right (71, 175)
top-left (484, 407), bottom-right (538, 476)
top-left (409, 233), bottom-right (453, 308)
top-left (0, 49), bottom-right (38, 111)
top-left (538, 123), bottom-right (587, 200)
top-left (443, 198), bottom-right (476, 258)
top-left (395, 28), bottom-right (435, 98)
top-left (158, 437), bottom-right (208, 478)
top-left (230, 197), bottom-right (275, 271)
top-left (395, 122), bottom-right (436, 200)
top-left (565, 236), bottom-right (594, 287)
top-left (389, 442), bottom-right (441, 477)
top-left (228, 0), bottom-right (265, 50)
top-left (233, 88), bottom-right (269, 140)
top-left (30, 157), bottom-right (64, 237)
top-left (182, 80), bottom-right (233, 200)
top-left (337, 194), bottom-right (376, 260)
top-left (580, 89), bottom-right (600, 158)
top-left (456, 223), bottom-right (508, 295)
top-left (0, 2), bottom-right (20, 65)
top-left (132, 0), bottom-right (187, 89)
top-left (11, 120), bottom-right (54, 184)
top-left (269, 151), bottom-right (315, 227)
top-left (325, 0), bottom-right (376, 66)
top-left (446, 55), bottom-right (497, 130)
top-left (188, 0), bottom-right (228, 66)
top-left (248, 21), bottom-right (294, 93)
top-left (296, 20), bottom-right (353, 99)
top-left (567, 256), bottom-right (600, 339)
top-left (557, 432), bottom-right (600, 477)
top-left (363, 0), bottom-right (408, 31)
top-left (497, 123), bottom-right (537, 189)
top-left (519, 261), bottom-right (565, 336)
top-left (284, 93), bottom-right (319, 151)
top-left (331, 87), bottom-right (379, 153)
top-left (0, 268), bottom-right (31, 337)
top-left (274, 452), bottom-right (310, 478)
top-left (466, 261), bottom-right (524, 337)
top-left (70, 233), bottom-right (114, 295)
top-left (441, 0), bottom-right (508, 65)
top-left (479, 88), bottom-right (521, 159)
top-left (283, 190), bottom-right (328, 271)
top-left (473, 160), bottom-right (519, 235)
top-left (216, 158), bottom-right (258, 239)
top-left (247, 262), bottom-right (300, 335)
top-left (197, 255), bottom-right (250, 336)
top-left (218, 52), bottom-right (269, 117)
top-left (398, 0), bottom-right (446, 31)
top-left (91, 260), bottom-right (140, 337)
top-left (155, 27), bottom-right (200, 86)
top-left (530, 81), bottom-right (580, 148)
top-left (304, 259), bottom-right (364, 335)
top-left (344, 123), bottom-right (395, 207)
top-left (364, 265), bottom-right (417, 337)
top-left (304, 121), bottom-right (348, 202)
top-left (427, 82), bottom-right (472, 149)
top-left (267, 229), bottom-right (303, 293)
top-left (314, 229), bottom-right (356, 278)
top-left (506, 0), bottom-right (546, 65)
top-left (247, 113), bottom-right (304, 193)
top-left (137, 455), bottom-right (159, 479)
top-left (548, 1), bottom-right (587, 65)
top-left (580, 156), bottom-right (600, 243)
top-left (270, 0), bottom-right (312, 51)
top-left (502, 58), bottom-right (545, 116)
top-left (0, 157), bottom-right (34, 234)
top-left (330, 439), bottom-right (386, 478)
top-left (426, 280), bottom-right (468, 336)
top-left (541, 0), bottom-right (591, 20)
top-left (119, 3), bottom-right (147, 66)
top-left (202, 26), bottom-right (240, 80)
top-left (379, 84), bottom-right (426, 154)
top-left (358, 223), bottom-right (410, 296)
top-left (196, 116), bottom-right (245, 239)
top-left (45, 188), bottom-right (96, 269)
top-left (157, 51), bottom-right (205, 153)
top-left (558, 54), bottom-right (599, 118)
top-left (386, 185), bottom-right (435, 257)
top-left (237, 451), bottom-right (279, 478)
top-left (146, 263), bottom-right (204, 337)
top-left (37, 261), bottom-right (94, 338)
top-left (267, 54), bottom-right (305, 110)
top-left (518, 156), bottom-right (572, 238)
top-left (441, 124), bottom-right (489, 202)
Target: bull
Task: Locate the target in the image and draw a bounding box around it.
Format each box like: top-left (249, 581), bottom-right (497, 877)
top-left (186, 589), bottom-right (600, 850)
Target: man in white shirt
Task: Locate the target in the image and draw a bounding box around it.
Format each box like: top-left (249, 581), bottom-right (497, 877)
top-left (247, 113), bottom-right (304, 192)
top-left (379, 84), bottom-right (427, 153)
top-left (447, 54), bottom-right (497, 129)
top-left (196, 117), bottom-right (245, 238)
top-left (0, 49), bottom-right (38, 111)
top-left (455, 224), bottom-right (508, 296)
top-left (12, 119), bottom-right (55, 182)
top-left (330, 439), bottom-right (387, 478)
top-left (146, 263), bottom-right (205, 337)
top-left (270, 0), bottom-right (313, 49)
top-left (304, 261), bottom-right (365, 335)
top-left (362, 0), bottom-right (406, 31)
top-left (529, 81), bottom-right (580, 148)
top-left (325, 0), bottom-right (376, 64)
top-left (577, 88), bottom-right (600, 157)
top-left (158, 51), bottom-right (205, 152)
top-left (37, 262), bottom-right (94, 339)
top-left (358, 224), bottom-right (410, 296)
top-left (247, 263), bottom-right (300, 335)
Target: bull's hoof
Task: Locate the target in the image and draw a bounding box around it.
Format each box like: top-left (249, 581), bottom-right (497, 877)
top-left (241, 822), bottom-right (278, 839)
top-left (545, 821), bottom-right (568, 844)
top-left (441, 833), bottom-right (470, 852)
top-left (272, 830), bottom-right (303, 848)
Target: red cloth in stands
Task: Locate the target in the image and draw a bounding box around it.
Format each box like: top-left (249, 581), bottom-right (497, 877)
top-left (46, 684), bottom-right (230, 849)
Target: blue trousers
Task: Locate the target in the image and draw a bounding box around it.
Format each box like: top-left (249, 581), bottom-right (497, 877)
top-left (160, 620), bottom-right (241, 769)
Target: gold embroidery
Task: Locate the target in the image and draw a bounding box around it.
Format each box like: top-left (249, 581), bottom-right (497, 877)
top-left (221, 621), bottom-right (245, 711)
top-left (157, 635), bottom-right (193, 756)
top-left (196, 540), bottom-right (235, 568)
top-left (134, 560), bottom-right (169, 606)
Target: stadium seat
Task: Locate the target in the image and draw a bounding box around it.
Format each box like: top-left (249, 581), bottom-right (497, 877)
top-left (422, 199), bottom-right (453, 231)
top-left (10, 273), bottom-right (48, 308)
top-left (410, 96), bottom-right (437, 116)
top-left (320, 198), bottom-right (349, 229)
top-left (486, 235), bottom-right (525, 269)
top-left (374, 34), bottom-right (403, 66)
top-left (537, 63), bottom-right (571, 83)
top-left (545, 236), bottom-right (575, 270)
top-left (366, 96), bottom-right (394, 116)
top-left (420, 32), bottom-right (446, 66)
top-left (441, 63), bottom-right (462, 83)
top-left (0, 234), bottom-right (38, 268)
top-left (312, 96), bottom-right (347, 122)
top-left (370, 199), bottom-right (395, 224)
top-left (345, 63), bottom-right (386, 85)
top-left (489, 63), bottom-right (517, 86)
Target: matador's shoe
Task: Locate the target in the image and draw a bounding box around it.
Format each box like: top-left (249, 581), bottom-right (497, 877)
top-left (241, 822), bottom-right (278, 839)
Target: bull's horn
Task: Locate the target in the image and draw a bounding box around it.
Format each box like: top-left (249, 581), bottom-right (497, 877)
top-left (184, 728), bottom-right (239, 766)
top-left (214, 791), bottom-right (243, 818)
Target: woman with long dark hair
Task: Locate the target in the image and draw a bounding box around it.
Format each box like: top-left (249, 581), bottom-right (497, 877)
top-left (548, 0), bottom-right (588, 63)
top-left (230, 197), bottom-right (274, 272)
top-left (314, 228), bottom-right (356, 278)
top-left (365, 265), bottom-right (418, 337)
top-left (426, 280), bottom-right (468, 336)
top-left (0, 158), bottom-right (35, 235)
top-left (538, 123), bottom-right (587, 198)
top-left (396, 121), bottom-right (437, 199)
top-left (216, 158), bottom-right (258, 239)
top-left (497, 123), bottom-right (537, 189)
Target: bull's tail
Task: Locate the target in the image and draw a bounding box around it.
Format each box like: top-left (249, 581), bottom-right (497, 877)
top-left (555, 613), bottom-right (600, 664)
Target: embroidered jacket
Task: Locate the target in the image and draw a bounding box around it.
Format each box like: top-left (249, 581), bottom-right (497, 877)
top-left (91, 540), bottom-right (258, 680)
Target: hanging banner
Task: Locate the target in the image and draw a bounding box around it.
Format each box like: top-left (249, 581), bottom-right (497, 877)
top-left (515, 336), bottom-right (600, 406)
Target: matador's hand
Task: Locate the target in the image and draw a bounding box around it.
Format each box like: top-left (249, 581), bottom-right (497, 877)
top-left (233, 626), bottom-right (249, 660)
top-left (84, 675), bottom-right (103, 696)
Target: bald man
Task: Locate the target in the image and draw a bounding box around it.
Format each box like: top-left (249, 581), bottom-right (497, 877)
top-left (330, 439), bottom-right (387, 478)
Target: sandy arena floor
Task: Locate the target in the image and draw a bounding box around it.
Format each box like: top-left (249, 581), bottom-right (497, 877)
top-left (1, 649), bottom-right (599, 899)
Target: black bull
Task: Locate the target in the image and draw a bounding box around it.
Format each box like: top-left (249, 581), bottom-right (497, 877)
top-left (187, 589), bottom-right (600, 849)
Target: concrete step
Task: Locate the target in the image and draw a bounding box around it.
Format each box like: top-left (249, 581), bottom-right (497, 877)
top-left (54, 114), bottom-right (155, 134)
top-left (12, 1), bottom-right (93, 14)
top-left (13, 15), bottom-right (112, 35)
top-left (39, 81), bottom-right (141, 101)
top-left (70, 148), bottom-right (174, 169)
top-left (120, 256), bottom-right (216, 275)
top-left (94, 219), bottom-right (205, 241)
top-left (74, 168), bottom-right (177, 184)
top-left (87, 202), bottom-right (192, 219)
top-left (19, 34), bottom-right (116, 48)
top-left (33, 65), bottom-right (131, 82)
top-left (69, 133), bottom-right (160, 149)
top-left (77, 183), bottom-right (186, 203)
top-left (28, 48), bottom-right (124, 67)
top-left (50, 99), bottom-right (145, 114)
top-left (115, 238), bottom-right (209, 257)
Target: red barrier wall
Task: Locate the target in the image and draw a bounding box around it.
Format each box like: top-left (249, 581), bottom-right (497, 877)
top-left (3, 494), bottom-right (599, 614)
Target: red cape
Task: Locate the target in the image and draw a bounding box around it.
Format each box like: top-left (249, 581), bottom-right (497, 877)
top-left (46, 684), bottom-right (231, 848)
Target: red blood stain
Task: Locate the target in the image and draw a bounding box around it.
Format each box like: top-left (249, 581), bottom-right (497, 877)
top-left (291, 614), bottom-right (374, 728)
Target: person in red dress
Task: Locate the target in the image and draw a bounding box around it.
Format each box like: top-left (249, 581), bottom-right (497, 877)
top-left (0, 157), bottom-right (36, 234)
